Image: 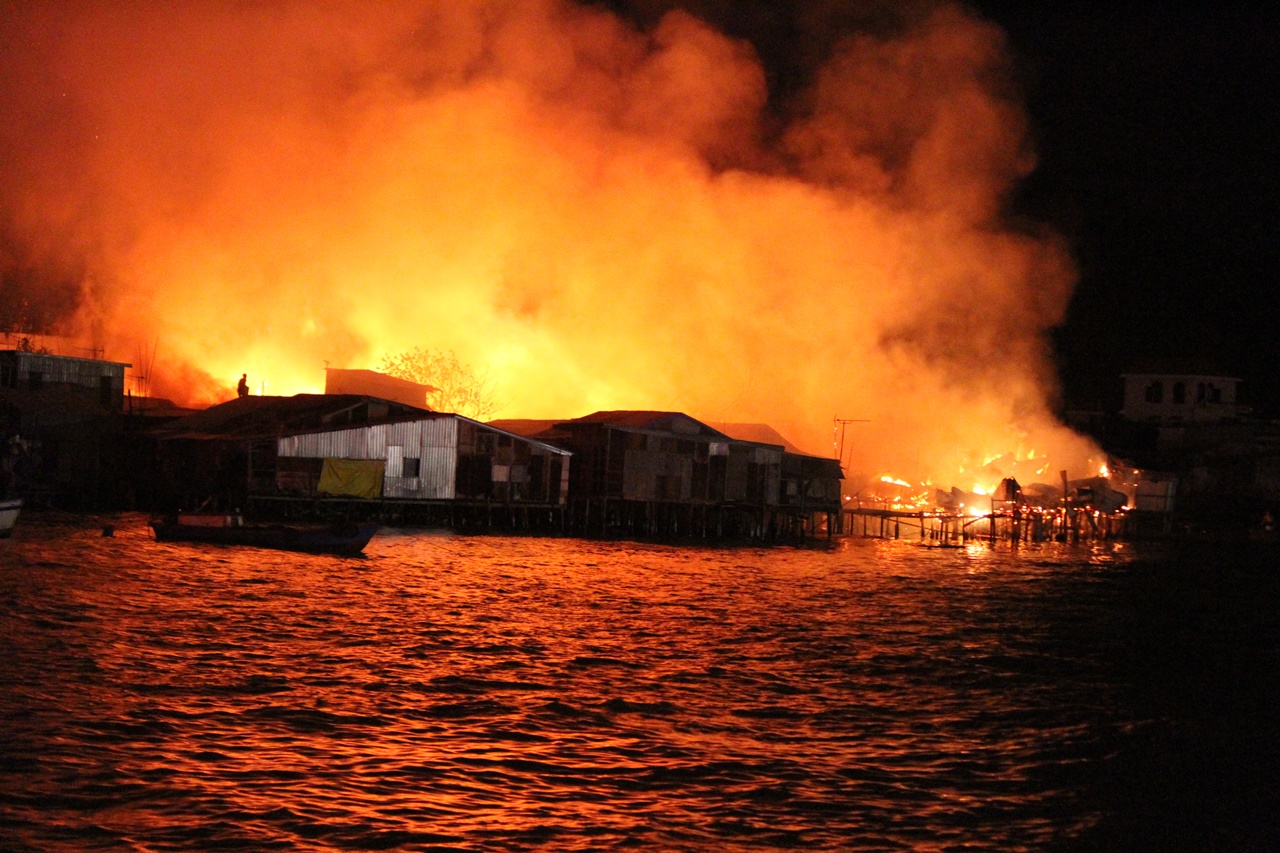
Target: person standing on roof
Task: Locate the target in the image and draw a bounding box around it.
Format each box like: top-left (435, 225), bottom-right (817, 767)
top-left (237, 374), bottom-right (249, 398)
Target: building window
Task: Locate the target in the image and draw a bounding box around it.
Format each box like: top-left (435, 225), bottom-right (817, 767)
top-left (1172, 381), bottom-right (1186, 404)
top-left (1144, 381), bottom-right (1163, 404)
top-left (99, 375), bottom-right (114, 405)
top-left (403, 457), bottom-right (420, 478)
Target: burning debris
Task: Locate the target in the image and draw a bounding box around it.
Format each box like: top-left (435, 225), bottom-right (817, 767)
top-left (847, 461), bottom-right (1176, 544)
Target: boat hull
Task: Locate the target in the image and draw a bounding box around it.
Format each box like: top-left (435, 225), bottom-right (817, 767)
top-left (0, 498), bottom-right (21, 539)
top-left (150, 519), bottom-right (378, 556)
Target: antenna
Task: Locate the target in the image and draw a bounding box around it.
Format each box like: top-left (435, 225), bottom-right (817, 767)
top-left (833, 416), bottom-right (869, 465)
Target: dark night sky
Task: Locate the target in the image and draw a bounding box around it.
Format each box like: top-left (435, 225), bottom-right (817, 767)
top-left (615, 2), bottom-right (1280, 416)
top-left (981, 4), bottom-right (1280, 415)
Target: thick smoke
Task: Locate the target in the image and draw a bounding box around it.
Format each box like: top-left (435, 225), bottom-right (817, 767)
top-left (0, 0), bottom-right (1100, 486)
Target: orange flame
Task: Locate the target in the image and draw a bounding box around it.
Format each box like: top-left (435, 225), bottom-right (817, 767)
top-left (0, 1), bottom-right (1101, 488)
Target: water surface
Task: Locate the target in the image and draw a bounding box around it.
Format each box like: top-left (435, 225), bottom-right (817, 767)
top-left (2, 516), bottom-right (1277, 850)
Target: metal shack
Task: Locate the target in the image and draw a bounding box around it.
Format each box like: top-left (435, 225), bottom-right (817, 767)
top-left (714, 422), bottom-right (845, 537)
top-left (526, 410), bottom-right (813, 538)
top-left (1, 349), bottom-right (131, 418)
top-left (152, 394), bottom-right (434, 511)
top-left (1, 348), bottom-right (133, 507)
top-left (274, 414), bottom-right (570, 526)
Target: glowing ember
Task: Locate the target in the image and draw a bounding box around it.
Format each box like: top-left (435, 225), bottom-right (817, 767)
top-left (0, 1), bottom-right (1102, 490)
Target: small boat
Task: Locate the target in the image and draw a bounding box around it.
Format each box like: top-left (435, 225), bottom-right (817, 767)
top-left (0, 497), bottom-right (21, 538)
top-left (149, 512), bottom-right (378, 556)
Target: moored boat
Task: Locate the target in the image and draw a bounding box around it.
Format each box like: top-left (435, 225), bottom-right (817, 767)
top-left (0, 497), bottom-right (21, 538)
top-left (149, 512), bottom-right (378, 556)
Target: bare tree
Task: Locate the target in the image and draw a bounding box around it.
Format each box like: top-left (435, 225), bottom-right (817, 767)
top-left (378, 347), bottom-right (502, 420)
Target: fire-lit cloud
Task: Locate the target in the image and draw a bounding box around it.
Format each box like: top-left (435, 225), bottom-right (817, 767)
top-left (0, 0), bottom-right (1101, 487)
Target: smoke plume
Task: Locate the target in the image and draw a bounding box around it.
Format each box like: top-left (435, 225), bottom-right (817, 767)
top-left (0, 0), bottom-right (1100, 487)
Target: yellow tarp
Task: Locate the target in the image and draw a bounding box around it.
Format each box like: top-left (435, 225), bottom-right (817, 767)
top-left (318, 458), bottom-right (385, 498)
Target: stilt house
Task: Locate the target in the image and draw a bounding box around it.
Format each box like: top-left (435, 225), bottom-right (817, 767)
top-left (153, 395), bottom-right (570, 520)
top-left (151, 394), bottom-right (434, 510)
top-left (494, 411), bottom-right (842, 538)
top-left (1, 348), bottom-right (132, 507)
top-left (275, 414), bottom-right (570, 506)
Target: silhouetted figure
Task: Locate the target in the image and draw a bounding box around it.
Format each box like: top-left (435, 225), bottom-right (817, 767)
top-left (237, 374), bottom-right (249, 398)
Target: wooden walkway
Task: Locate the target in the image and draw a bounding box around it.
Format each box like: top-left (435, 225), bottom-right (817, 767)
top-left (845, 506), bottom-right (1128, 544)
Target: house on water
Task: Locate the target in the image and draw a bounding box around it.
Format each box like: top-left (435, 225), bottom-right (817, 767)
top-left (152, 394), bottom-right (570, 526)
top-left (1, 346), bottom-right (132, 507)
top-left (493, 411), bottom-right (843, 539)
top-left (273, 412), bottom-right (571, 527)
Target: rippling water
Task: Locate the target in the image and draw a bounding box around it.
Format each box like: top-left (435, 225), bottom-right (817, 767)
top-left (2, 515), bottom-right (1278, 851)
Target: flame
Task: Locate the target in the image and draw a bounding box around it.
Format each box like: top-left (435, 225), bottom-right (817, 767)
top-left (0, 1), bottom-right (1101, 488)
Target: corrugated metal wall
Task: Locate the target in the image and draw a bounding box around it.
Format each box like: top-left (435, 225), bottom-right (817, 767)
top-left (417, 419), bottom-right (457, 500)
top-left (6, 352), bottom-right (127, 389)
top-left (622, 449), bottom-right (693, 501)
top-left (274, 418), bottom-right (576, 504)
top-left (278, 417), bottom-right (458, 500)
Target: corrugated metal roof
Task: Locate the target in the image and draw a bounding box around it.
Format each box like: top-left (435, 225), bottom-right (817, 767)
top-left (152, 394), bottom-right (434, 440)
top-left (122, 397), bottom-right (200, 419)
top-left (0, 350), bottom-right (131, 371)
top-left (1, 351), bottom-right (130, 389)
top-left (277, 413), bottom-right (571, 459)
top-left (711, 423), bottom-right (798, 453)
top-left (560, 411), bottom-right (730, 439)
top-left (473, 418), bottom-right (572, 456)
top-left (486, 418), bottom-right (561, 437)
top-left (713, 423), bottom-right (842, 472)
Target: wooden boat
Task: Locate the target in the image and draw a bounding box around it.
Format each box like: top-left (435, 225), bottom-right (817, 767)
top-left (149, 512), bottom-right (378, 556)
top-left (0, 497), bottom-right (21, 538)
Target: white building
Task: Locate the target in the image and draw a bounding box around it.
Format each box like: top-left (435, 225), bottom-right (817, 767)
top-left (1120, 363), bottom-right (1244, 424)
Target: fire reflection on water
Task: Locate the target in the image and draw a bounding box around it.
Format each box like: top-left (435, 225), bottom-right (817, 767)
top-left (2, 517), bottom-right (1269, 850)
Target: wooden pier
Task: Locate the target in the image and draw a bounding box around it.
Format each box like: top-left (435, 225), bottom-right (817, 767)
top-left (845, 505), bottom-right (1128, 544)
top-left (246, 493), bottom-right (841, 542)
